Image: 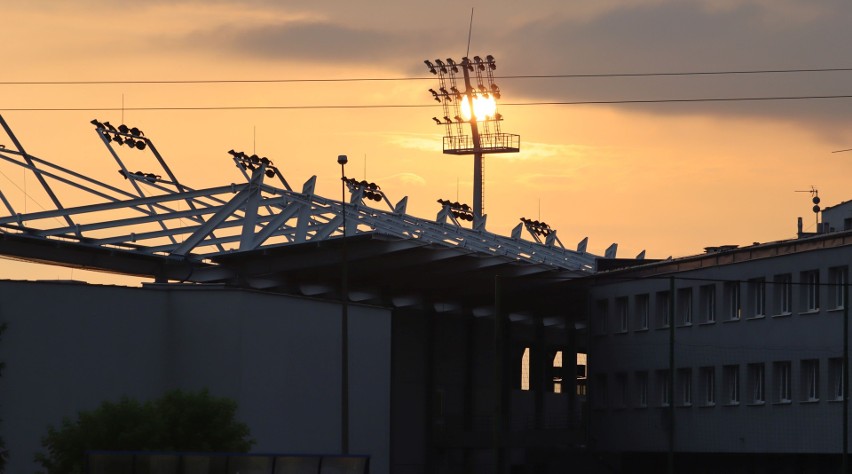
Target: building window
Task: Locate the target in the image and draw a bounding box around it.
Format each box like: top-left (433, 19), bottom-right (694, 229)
top-left (520, 347), bottom-right (530, 390)
top-left (636, 294), bottom-right (650, 330)
top-left (801, 270), bottom-right (820, 312)
top-left (615, 297), bottom-right (628, 333)
top-left (678, 368), bottom-right (692, 406)
top-left (775, 273), bottom-right (793, 315)
top-left (700, 367), bottom-right (715, 406)
top-left (749, 278), bottom-right (766, 317)
top-left (725, 281), bottom-right (741, 320)
top-left (748, 363), bottom-right (765, 404)
top-left (724, 365), bottom-right (739, 405)
top-left (657, 291), bottom-right (671, 328)
top-left (801, 359), bottom-right (819, 402)
top-left (577, 353), bottom-right (587, 396)
top-left (636, 371), bottom-right (648, 408)
top-left (699, 284), bottom-right (716, 324)
top-left (658, 370), bottom-right (671, 407)
top-left (615, 372), bottom-right (628, 409)
top-left (552, 351), bottom-right (563, 393)
top-left (830, 358), bottom-right (845, 402)
top-left (829, 266), bottom-right (848, 310)
top-left (775, 361), bottom-right (791, 403)
top-left (594, 299), bottom-right (609, 336)
top-left (677, 288), bottom-right (693, 326)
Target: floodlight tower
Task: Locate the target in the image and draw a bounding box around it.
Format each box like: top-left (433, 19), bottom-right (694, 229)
top-left (425, 55), bottom-right (520, 225)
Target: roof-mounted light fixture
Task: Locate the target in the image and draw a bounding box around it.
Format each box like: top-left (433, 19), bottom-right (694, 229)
top-left (91, 119), bottom-right (147, 150)
top-left (342, 177), bottom-right (383, 202)
top-left (229, 149), bottom-right (276, 178)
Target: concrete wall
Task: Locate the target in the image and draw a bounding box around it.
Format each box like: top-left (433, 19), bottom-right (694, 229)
top-left (587, 245), bottom-right (850, 455)
top-left (0, 281), bottom-right (391, 474)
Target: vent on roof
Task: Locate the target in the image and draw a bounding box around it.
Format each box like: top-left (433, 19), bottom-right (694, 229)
top-left (704, 245), bottom-right (739, 254)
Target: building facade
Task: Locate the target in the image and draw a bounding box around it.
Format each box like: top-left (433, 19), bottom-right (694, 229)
top-left (585, 230), bottom-right (851, 472)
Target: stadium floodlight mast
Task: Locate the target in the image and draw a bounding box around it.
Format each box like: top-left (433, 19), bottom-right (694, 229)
top-left (425, 55), bottom-right (519, 226)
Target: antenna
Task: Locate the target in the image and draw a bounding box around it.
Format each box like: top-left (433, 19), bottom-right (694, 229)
top-left (466, 8), bottom-right (474, 57)
top-left (795, 186), bottom-right (821, 230)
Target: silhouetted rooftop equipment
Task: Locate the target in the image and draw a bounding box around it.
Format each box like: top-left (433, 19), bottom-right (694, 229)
top-left (0, 114), bottom-right (599, 280)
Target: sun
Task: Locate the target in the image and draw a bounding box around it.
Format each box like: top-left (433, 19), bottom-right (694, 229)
top-left (460, 93), bottom-right (497, 122)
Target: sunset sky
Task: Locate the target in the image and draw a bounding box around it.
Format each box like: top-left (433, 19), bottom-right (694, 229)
top-left (1, 0), bottom-right (851, 284)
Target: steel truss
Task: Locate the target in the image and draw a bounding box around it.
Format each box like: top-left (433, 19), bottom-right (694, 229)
top-left (0, 115), bottom-right (602, 276)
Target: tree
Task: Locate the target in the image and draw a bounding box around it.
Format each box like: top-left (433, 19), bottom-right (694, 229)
top-left (34, 388), bottom-right (254, 474)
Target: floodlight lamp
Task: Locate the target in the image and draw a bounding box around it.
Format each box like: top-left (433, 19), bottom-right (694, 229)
top-left (424, 60), bottom-right (437, 74)
top-left (125, 138), bottom-right (137, 148)
top-left (250, 154), bottom-right (260, 164)
top-left (265, 169), bottom-right (275, 178)
top-left (129, 127), bottom-right (142, 137)
top-left (113, 136), bottom-right (124, 145)
top-left (90, 119), bottom-right (104, 129)
top-left (368, 182), bottom-right (378, 190)
top-left (486, 55), bottom-right (494, 62)
top-left (432, 117), bottom-right (442, 125)
top-left (337, 154), bottom-right (348, 165)
top-left (135, 141), bottom-right (146, 150)
top-left (103, 121), bottom-right (117, 132)
top-left (118, 124), bottom-right (129, 134)
top-left (443, 116), bottom-right (453, 124)
top-left (454, 115), bottom-right (463, 123)
top-left (260, 157), bottom-right (270, 165)
top-left (473, 56), bottom-right (482, 63)
top-left (228, 149), bottom-right (238, 157)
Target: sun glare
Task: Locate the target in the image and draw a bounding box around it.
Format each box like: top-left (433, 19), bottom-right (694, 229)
top-left (460, 93), bottom-right (497, 122)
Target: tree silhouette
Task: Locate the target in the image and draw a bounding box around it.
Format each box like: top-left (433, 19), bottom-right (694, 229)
top-left (34, 388), bottom-right (253, 474)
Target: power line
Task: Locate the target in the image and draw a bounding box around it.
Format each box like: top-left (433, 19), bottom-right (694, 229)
top-left (3, 93), bottom-right (852, 112)
top-left (3, 67), bottom-right (852, 86)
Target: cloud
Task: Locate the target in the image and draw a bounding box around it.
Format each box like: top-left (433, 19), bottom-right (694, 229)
top-left (379, 172), bottom-right (427, 187)
top-left (180, 16), bottom-right (436, 65)
top-left (383, 133), bottom-right (443, 153)
top-left (494, 1), bottom-right (852, 127)
top-left (496, 141), bottom-right (597, 161)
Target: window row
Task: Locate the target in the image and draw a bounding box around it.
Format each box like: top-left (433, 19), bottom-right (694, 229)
top-left (591, 358), bottom-right (845, 410)
top-left (594, 266), bottom-right (848, 335)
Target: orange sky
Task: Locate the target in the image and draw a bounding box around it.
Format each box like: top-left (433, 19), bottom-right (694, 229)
top-left (1, 1), bottom-right (851, 285)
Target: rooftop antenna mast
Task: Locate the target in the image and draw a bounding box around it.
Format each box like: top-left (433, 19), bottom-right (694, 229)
top-left (795, 186), bottom-right (821, 231)
top-left (466, 8), bottom-right (474, 57)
